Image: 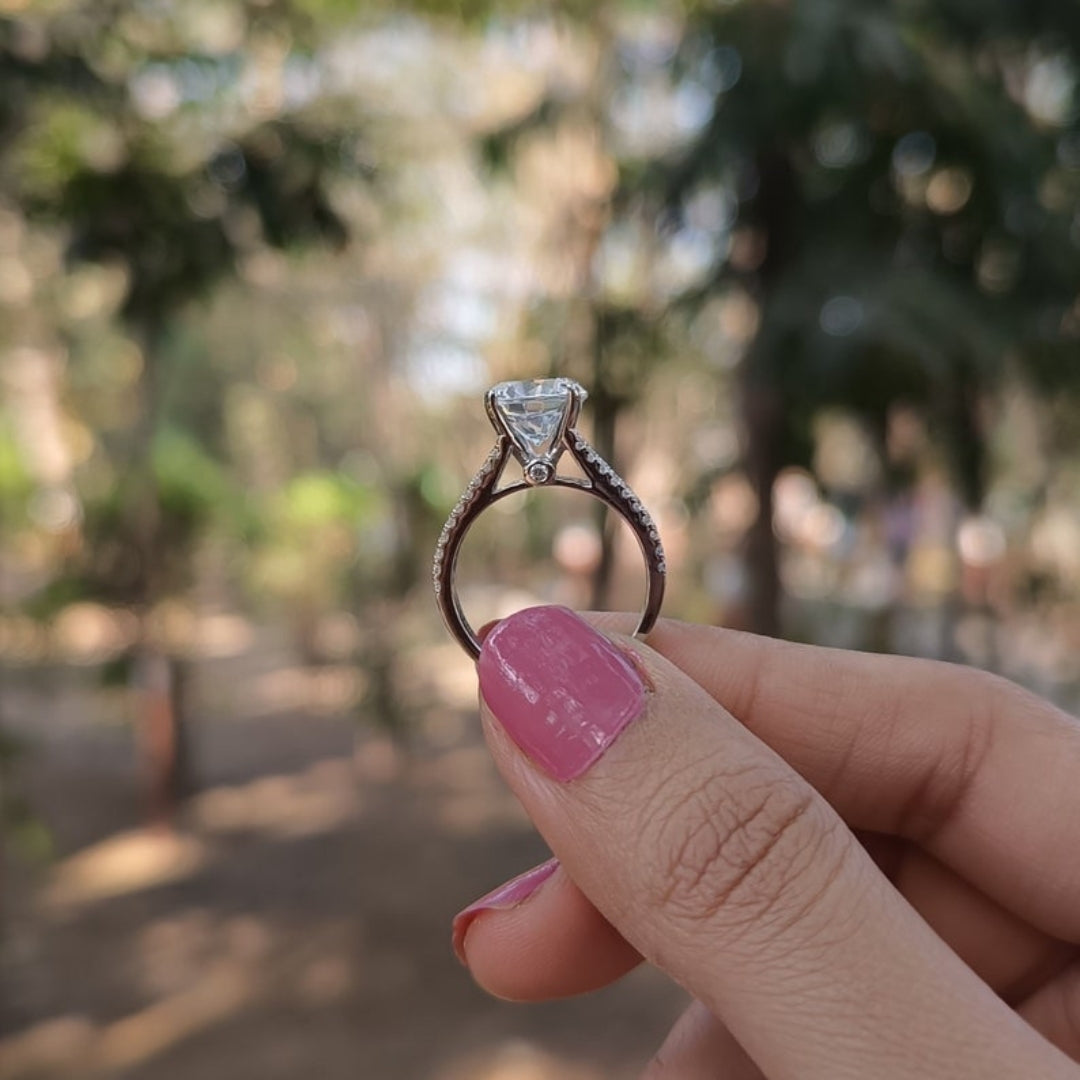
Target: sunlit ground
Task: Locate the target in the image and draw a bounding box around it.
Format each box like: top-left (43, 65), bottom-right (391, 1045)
top-left (0, 596), bottom-right (686, 1080)
top-left (7, 572), bottom-right (1080, 1079)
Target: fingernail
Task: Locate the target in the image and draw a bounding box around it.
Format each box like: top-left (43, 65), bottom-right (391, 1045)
top-left (452, 858), bottom-right (559, 964)
top-left (478, 606), bottom-right (646, 781)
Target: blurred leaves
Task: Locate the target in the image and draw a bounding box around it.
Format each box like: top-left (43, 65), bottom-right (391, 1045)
top-left (3, 2), bottom-right (360, 331)
top-left (276, 471), bottom-right (384, 531)
top-left (0, 420), bottom-right (33, 517)
top-left (0, 0), bottom-right (370, 633)
top-left (152, 427), bottom-right (238, 534)
top-left (2, 0), bottom-right (1080, 667)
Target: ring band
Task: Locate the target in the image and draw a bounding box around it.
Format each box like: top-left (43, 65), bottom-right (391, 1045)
top-left (433, 377), bottom-right (667, 659)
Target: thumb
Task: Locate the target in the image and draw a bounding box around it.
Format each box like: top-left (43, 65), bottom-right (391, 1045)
top-left (477, 606), bottom-right (1074, 1080)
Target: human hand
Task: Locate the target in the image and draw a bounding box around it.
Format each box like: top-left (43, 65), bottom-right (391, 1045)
top-left (452, 606), bottom-right (1080, 1079)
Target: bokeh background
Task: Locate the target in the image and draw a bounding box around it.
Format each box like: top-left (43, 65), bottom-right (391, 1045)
top-left (2, 1), bottom-right (1080, 1077)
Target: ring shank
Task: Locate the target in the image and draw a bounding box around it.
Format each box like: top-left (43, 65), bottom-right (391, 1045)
top-left (434, 432), bottom-right (666, 659)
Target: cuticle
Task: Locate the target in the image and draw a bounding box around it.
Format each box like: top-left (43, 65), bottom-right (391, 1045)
top-left (618, 644), bottom-right (656, 693)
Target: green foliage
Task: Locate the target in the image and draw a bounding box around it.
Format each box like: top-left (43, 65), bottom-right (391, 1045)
top-left (12, 100), bottom-right (119, 201)
top-left (0, 0), bottom-right (366, 617)
top-left (3, 2), bottom-right (360, 334)
top-left (0, 422), bottom-right (32, 521)
top-left (459, 0), bottom-right (1080, 632)
top-left (19, 575), bottom-right (94, 623)
top-left (610, 0), bottom-right (1080, 505)
top-left (245, 469), bottom-right (387, 614)
top-left (152, 426), bottom-right (235, 532)
top-left (13, 111), bottom-right (350, 326)
top-left (2, 0), bottom-right (1078, 646)
top-left (277, 470), bottom-right (384, 530)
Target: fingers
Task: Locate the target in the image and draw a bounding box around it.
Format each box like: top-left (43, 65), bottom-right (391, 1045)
top-left (891, 845), bottom-right (1071, 1003)
top-left (587, 614), bottom-right (1080, 943)
top-left (452, 858), bottom-right (640, 1000)
top-left (461, 612), bottom-right (1070, 1007)
top-left (455, 836), bottom-right (1068, 1005)
top-left (642, 1001), bottom-right (764, 1079)
top-left (477, 606), bottom-right (1076, 1080)
top-left (1019, 960), bottom-right (1080, 1062)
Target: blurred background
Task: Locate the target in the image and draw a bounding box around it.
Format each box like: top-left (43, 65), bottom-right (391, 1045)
top-left (2, 1), bottom-right (1080, 1076)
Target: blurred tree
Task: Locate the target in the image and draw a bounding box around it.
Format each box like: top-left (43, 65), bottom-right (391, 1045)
top-left (650, 0), bottom-right (1080, 634)
top-left (478, 1), bottom-right (1080, 636)
top-left (0, 2), bottom-right (365, 821)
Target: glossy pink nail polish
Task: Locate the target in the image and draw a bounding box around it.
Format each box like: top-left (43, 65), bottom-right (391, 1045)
top-left (478, 606), bottom-right (646, 781)
top-left (452, 857), bottom-right (559, 964)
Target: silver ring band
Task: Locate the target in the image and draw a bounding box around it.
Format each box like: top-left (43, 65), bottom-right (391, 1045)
top-left (433, 378), bottom-right (667, 659)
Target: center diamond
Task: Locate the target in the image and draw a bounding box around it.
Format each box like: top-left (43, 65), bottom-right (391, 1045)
top-left (491, 378), bottom-right (585, 458)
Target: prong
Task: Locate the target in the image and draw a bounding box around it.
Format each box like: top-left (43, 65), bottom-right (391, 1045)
top-left (485, 387), bottom-right (508, 438)
top-left (555, 381), bottom-right (583, 448)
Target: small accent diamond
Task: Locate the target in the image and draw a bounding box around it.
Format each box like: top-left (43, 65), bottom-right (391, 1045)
top-left (526, 460), bottom-right (554, 485)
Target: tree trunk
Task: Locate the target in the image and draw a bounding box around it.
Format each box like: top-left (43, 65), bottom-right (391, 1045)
top-left (134, 646), bottom-right (189, 825)
top-left (130, 319), bottom-right (188, 827)
top-left (941, 358), bottom-right (990, 666)
top-left (741, 378), bottom-right (784, 637)
top-left (739, 149), bottom-right (798, 638)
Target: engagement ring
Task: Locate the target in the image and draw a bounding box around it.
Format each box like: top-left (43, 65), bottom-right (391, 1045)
top-left (433, 378), bottom-right (666, 658)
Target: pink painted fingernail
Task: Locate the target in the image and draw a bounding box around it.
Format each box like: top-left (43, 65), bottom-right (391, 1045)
top-left (478, 606), bottom-right (646, 781)
top-left (452, 858), bottom-right (559, 964)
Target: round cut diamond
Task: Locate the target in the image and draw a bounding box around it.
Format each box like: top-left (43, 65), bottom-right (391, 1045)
top-left (525, 460), bottom-right (554, 485)
top-left (491, 378), bottom-right (585, 458)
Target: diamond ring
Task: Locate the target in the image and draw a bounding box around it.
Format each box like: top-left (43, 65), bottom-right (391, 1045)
top-left (433, 377), bottom-right (667, 659)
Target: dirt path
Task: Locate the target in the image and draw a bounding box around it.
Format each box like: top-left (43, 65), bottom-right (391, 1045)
top-left (0, 632), bottom-right (685, 1079)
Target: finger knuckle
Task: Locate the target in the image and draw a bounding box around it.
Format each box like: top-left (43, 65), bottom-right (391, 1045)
top-left (643, 761), bottom-right (833, 935)
top-left (896, 665), bottom-right (1003, 842)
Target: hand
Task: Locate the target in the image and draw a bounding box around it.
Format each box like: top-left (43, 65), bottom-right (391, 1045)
top-left (452, 606), bottom-right (1080, 1079)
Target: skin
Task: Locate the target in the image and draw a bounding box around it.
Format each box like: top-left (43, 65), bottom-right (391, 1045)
top-left (457, 615), bottom-right (1080, 1078)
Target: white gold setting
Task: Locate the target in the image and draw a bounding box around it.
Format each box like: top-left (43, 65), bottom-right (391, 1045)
top-left (433, 377), bottom-right (667, 659)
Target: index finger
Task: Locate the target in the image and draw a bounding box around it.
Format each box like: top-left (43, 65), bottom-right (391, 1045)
top-left (595, 615), bottom-right (1080, 943)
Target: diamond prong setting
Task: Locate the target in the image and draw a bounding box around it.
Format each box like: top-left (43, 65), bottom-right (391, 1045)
top-left (435, 377), bottom-right (665, 658)
top-left (489, 378), bottom-right (585, 466)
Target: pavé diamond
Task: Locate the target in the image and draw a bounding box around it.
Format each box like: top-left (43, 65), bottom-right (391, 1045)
top-left (491, 378), bottom-right (584, 458)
